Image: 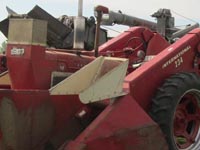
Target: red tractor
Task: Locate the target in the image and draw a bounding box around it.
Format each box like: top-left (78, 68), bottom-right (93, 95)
top-left (0, 4), bottom-right (200, 150)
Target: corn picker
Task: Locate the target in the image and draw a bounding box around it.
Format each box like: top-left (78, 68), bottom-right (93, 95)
top-left (0, 1), bottom-right (200, 150)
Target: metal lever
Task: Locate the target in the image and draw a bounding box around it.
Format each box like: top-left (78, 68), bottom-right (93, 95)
top-left (94, 6), bottom-right (109, 57)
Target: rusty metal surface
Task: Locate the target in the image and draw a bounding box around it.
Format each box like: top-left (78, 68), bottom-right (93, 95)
top-left (64, 95), bottom-right (168, 150)
top-left (8, 19), bottom-right (47, 46)
top-left (0, 90), bottom-right (55, 150)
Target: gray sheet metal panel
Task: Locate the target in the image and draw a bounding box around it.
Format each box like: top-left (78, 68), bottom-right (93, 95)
top-left (0, 5), bottom-right (107, 50)
top-left (8, 19), bottom-right (47, 46)
top-left (0, 5), bottom-right (72, 48)
top-left (28, 5), bottom-right (71, 38)
top-left (27, 5), bottom-right (72, 48)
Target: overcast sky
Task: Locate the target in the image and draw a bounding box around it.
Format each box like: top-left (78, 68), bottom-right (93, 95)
top-left (0, 0), bottom-right (200, 44)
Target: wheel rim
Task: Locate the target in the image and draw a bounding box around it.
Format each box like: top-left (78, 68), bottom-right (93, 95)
top-left (173, 91), bottom-right (200, 149)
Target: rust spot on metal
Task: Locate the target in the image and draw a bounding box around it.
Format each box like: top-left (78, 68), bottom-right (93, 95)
top-left (0, 97), bottom-right (55, 150)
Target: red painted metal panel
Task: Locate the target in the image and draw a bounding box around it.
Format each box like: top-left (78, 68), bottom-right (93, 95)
top-left (65, 95), bottom-right (168, 150)
top-left (6, 45), bottom-right (94, 89)
top-left (125, 30), bottom-right (200, 110)
top-left (0, 90), bottom-right (85, 149)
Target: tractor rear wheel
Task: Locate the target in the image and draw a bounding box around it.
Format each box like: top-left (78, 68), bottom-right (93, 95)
top-left (150, 72), bottom-right (200, 150)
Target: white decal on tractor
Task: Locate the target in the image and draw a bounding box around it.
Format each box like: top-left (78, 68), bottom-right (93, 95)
top-left (11, 47), bottom-right (25, 56)
top-left (162, 46), bottom-right (191, 69)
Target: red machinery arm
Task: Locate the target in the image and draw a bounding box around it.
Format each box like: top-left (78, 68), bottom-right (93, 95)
top-left (125, 28), bottom-right (200, 110)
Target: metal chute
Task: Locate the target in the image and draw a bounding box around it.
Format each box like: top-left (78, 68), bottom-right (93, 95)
top-left (50, 56), bottom-right (129, 104)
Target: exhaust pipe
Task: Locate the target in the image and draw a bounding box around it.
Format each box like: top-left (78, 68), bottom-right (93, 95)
top-left (73, 0), bottom-right (85, 50)
top-left (78, 0), bottom-right (83, 17)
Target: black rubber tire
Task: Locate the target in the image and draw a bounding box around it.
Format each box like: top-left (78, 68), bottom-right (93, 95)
top-left (149, 72), bottom-right (200, 150)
